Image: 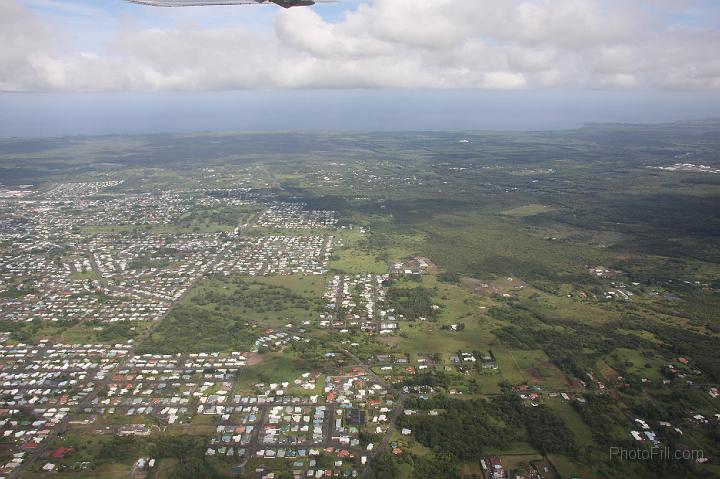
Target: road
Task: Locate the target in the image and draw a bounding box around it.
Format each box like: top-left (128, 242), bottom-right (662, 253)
top-left (339, 348), bottom-right (406, 479)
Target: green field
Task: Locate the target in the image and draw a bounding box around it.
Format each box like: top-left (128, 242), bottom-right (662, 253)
top-left (138, 274), bottom-right (326, 353)
top-left (329, 228), bottom-right (389, 274)
top-left (501, 204), bottom-right (557, 217)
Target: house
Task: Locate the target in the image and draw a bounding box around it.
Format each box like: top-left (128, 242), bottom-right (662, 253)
top-left (482, 456), bottom-right (505, 479)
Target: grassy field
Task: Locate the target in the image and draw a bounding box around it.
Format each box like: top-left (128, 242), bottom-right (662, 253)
top-left (187, 274), bottom-right (325, 327)
top-left (235, 352), bottom-right (298, 391)
top-left (139, 274), bottom-right (326, 353)
top-left (505, 350), bottom-right (568, 388)
top-left (71, 270), bottom-right (99, 281)
top-left (1, 318), bottom-right (148, 345)
top-left (393, 321), bottom-right (495, 358)
top-left (604, 347), bottom-right (667, 382)
top-left (329, 228), bottom-right (389, 274)
top-left (27, 463), bottom-right (132, 479)
top-left (501, 204), bottom-right (557, 217)
top-left (25, 434), bottom-right (148, 479)
top-left (167, 414), bottom-right (218, 435)
top-left (545, 399), bottom-right (594, 448)
top-left (547, 453), bottom-right (595, 479)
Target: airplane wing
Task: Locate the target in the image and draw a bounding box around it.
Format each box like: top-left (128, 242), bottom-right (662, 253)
top-left (126, 0), bottom-right (336, 6)
top-left (127, 1), bottom-right (279, 5)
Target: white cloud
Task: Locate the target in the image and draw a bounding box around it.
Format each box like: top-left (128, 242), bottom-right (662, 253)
top-left (1, 0), bottom-right (719, 91)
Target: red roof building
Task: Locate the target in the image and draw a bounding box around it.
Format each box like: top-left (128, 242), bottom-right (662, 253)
top-left (51, 447), bottom-right (75, 459)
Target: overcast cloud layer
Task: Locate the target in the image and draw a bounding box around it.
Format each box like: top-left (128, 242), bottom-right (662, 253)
top-left (2, 0), bottom-right (720, 92)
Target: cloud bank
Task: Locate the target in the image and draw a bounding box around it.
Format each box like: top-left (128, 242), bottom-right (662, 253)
top-left (2, 0), bottom-right (720, 91)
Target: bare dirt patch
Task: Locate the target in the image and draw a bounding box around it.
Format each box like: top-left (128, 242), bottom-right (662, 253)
top-left (415, 256), bottom-right (439, 273)
top-left (245, 352), bottom-right (263, 366)
top-left (460, 276), bottom-right (530, 298)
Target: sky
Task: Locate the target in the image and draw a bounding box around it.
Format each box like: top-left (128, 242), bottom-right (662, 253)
top-left (1, 0), bottom-right (719, 136)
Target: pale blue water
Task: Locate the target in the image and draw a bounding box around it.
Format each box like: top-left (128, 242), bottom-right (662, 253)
top-left (1, 89), bottom-right (719, 137)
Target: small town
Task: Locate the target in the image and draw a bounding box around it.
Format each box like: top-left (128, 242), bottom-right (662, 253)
top-left (0, 182), bottom-right (411, 479)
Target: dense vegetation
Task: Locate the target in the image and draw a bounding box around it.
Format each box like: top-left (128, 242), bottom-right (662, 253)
top-left (191, 278), bottom-right (319, 316)
top-left (399, 396), bottom-right (517, 459)
top-left (367, 451), bottom-right (399, 479)
top-left (397, 395), bottom-right (577, 475)
top-left (387, 286), bottom-right (439, 320)
top-left (521, 404), bottom-right (578, 456)
top-left (138, 304), bottom-right (256, 354)
top-left (152, 435), bottom-right (221, 479)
